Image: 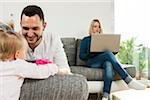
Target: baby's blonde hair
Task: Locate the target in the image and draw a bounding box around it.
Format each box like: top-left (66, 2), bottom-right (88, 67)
top-left (0, 30), bottom-right (28, 61)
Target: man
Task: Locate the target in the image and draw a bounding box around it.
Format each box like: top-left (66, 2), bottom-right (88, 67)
top-left (19, 5), bottom-right (88, 100)
top-left (20, 5), bottom-right (70, 74)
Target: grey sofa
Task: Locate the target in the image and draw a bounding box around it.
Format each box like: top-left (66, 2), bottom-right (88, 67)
top-left (61, 38), bottom-right (136, 93)
top-left (61, 38), bottom-right (135, 80)
top-left (19, 38), bottom-right (136, 100)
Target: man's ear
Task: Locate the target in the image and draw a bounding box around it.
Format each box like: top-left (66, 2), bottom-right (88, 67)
top-left (43, 22), bottom-right (47, 31)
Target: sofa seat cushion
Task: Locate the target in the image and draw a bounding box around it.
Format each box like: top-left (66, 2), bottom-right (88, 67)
top-left (70, 65), bottom-right (136, 81)
top-left (20, 74), bottom-right (88, 100)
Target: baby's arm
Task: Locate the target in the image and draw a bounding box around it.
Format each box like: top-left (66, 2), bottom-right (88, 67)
top-left (35, 59), bottom-right (72, 75)
top-left (15, 59), bottom-right (58, 79)
top-left (57, 67), bottom-right (72, 75)
top-left (26, 59), bottom-right (72, 75)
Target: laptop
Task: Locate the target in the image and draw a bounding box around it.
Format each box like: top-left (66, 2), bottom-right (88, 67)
top-left (90, 34), bottom-right (121, 53)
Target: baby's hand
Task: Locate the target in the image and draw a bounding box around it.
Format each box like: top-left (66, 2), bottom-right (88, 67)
top-left (58, 68), bottom-right (72, 75)
top-left (35, 59), bottom-right (53, 65)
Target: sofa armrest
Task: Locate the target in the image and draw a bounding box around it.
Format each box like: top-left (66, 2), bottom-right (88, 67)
top-left (20, 74), bottom-right (88, 100)
top-left (113, 64), bottom-right (136, 80)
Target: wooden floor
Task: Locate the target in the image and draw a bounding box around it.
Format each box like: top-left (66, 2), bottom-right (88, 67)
top-left (88, 93), bottom-right (103, 100)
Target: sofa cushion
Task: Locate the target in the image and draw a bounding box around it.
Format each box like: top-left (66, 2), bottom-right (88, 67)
top-left (76, 39), bottom-right (86, 66)
top-left (61, 38), bottom-right (76, 66)
top-left (70, 65), bottom-right (136, 81)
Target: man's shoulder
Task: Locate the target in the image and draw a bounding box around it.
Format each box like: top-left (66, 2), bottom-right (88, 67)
top-left (43, 32), bottom-right (52, 38)
top-left (43, 32), bottom-right (59, 40)
top-left (42, 32), bottom-right (61, 46)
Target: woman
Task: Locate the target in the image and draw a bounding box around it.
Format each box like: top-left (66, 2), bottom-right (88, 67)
top-left (79, 19), bottom-right (146, 100)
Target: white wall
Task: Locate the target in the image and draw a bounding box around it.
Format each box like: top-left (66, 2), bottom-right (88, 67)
top-left (0, 0), bottom-right (114, 38)
top-left (115, 0), bottom-right (150, 47)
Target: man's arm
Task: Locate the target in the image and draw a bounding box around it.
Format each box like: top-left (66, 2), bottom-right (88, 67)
top-left (53, 34), bottom-right (71, 74)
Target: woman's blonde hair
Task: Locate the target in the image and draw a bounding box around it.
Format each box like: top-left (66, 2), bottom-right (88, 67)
top-left (89, 19), bottom-right (103, 35)
top-left (0, 30), bottom-right (28, 61)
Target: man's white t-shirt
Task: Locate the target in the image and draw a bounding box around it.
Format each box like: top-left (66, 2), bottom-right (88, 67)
top-left (27, 32), bottom-right (70, 70)
top-left (0, 59), bottom-right (58, 100)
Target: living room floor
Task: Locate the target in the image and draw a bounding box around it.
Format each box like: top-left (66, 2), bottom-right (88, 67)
top-left (88, 93), bottom-right (102, 100)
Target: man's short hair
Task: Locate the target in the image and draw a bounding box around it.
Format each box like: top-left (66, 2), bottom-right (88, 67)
top-left (21, 5), bottom-right (44, 22)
